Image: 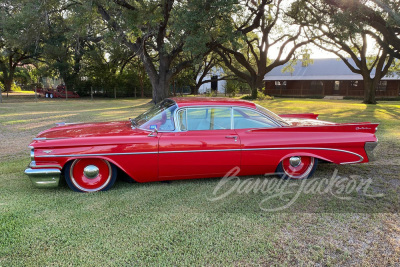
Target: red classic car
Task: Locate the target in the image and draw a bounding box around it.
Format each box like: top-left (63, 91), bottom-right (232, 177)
top-left (25, 97), bottom-right (378, 192)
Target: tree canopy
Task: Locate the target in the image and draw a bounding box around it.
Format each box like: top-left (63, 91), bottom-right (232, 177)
top-left (1, 0), bottom-right (399, 104)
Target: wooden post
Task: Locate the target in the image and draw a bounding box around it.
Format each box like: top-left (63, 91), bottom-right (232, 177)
top-left (35, 86), bottom-right (38, 102)
top-left (300, 81), bottom-right (303, 96)
top-left (91, 86), bottom-right (93, 100)
top-left (397, 81), bottom-right (400, 97)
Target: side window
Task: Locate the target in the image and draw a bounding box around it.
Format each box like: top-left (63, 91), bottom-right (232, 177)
top-left (186, 107), bottom-right (231, 130)
top-left (178, 109), bottom-right (187, 131)
top-left (233, 108), bottom-right (275, 129)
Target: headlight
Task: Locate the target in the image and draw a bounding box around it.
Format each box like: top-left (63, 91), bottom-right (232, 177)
top-left (29, 146), bottom-right (35, 161)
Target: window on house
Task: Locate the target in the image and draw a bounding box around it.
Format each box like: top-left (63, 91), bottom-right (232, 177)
top-left (274, 81), bottom-right (287, 90)
top-left (350, 81), bottom-right (358, 88)
top-left (376, 81), bottom-right (387, 91)
top-left (310, 81), bottom-right (323, 91)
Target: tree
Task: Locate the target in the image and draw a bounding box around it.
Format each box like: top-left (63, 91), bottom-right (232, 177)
top-left (0, 0), bottom-right (46, 102)
top-left (325, 0), bottom-right (400, 59)
top-left (41, 1), bottom-right (103, 94)
top-left (94, 0), bottom-right (186, 103)
top-left (94, 0), bottom-right (237, 103)
top-left (212, 0), bottom-right (310, 99)
top-left (290, 0), bottom-right (395, 104)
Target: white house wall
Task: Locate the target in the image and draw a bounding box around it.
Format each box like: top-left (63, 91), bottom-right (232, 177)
top-left (197, 68), bottom-right (226, 94)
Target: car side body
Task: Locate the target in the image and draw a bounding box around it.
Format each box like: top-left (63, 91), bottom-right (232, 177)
top-left (25, 97), bottom-right (378, 192)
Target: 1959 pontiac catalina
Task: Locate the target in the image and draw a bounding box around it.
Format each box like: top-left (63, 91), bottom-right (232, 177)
top-left (25, 97), bottom-right (378, 192)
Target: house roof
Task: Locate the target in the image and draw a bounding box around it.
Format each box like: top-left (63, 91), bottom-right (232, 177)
top-left (263, 58), bottom-right (400, 81)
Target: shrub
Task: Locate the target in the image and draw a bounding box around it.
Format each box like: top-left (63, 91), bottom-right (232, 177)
top-left (11, 83), bottom-right (22, 91)
top-left (241, 89), bottom-right (274, 100)
top-left (0, 82), bottom-right (22, 92)
top-left (224, 80), bottom-right (240, 97)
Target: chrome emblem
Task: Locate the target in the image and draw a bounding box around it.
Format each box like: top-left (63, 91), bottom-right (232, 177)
top-left (43, 150), bottom-right (53, 154)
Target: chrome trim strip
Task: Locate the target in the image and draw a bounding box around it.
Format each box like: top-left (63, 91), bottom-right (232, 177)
top-left (33, 137), bottom-right (72, 141)
top-left (29, 161), bottom-right (62, 169)
top-left (35, 147), bottom-right (364, 163)
top-left (36, 151), bottom-right (158, 158)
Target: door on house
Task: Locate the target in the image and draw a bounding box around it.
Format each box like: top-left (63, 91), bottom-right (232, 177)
top-left (334, 81), bottom-right (340, 95)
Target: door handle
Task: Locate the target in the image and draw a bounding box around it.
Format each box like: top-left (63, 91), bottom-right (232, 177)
top-left (225, 136), bottom-right (238, 141)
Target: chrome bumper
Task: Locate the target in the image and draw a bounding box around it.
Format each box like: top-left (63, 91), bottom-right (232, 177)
top-left (24, 168), bottom-right (61, 188)
top-left (365, 141), bottom-right (378, 162)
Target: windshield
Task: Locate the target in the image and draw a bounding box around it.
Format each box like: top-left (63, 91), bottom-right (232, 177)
top-left (255, 104), bottom-right (289, 126)
top-left (134, 99), bottom-right (177, 131)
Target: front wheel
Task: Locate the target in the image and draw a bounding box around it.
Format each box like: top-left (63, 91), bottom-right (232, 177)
top-left (276, 156), bottom-right (318, 179)
top-left (64, 159), bottom-right (117, 192)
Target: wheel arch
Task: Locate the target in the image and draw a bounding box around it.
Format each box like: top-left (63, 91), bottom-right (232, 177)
top-left (61, 156), bottom-right (136, 182)
top-left (276, 152), bottom-right (333, 168)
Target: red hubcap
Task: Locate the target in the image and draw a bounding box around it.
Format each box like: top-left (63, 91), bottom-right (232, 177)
top-left (282, 156), bottom-right (314, 179)
top-left (70, 159), bottom-right (112, 191)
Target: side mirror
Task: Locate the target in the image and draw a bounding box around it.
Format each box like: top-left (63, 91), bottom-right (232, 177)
top-left (148, 126), bottom-right (158, 137)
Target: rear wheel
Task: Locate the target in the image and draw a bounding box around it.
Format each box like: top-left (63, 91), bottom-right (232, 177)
top-left (64, 159), bottom-right (117, 192)
top-left (276, 156), bottom-right (318, 179)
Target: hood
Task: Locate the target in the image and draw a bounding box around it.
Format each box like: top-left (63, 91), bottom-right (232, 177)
top-left (37, 121), bottom-right (136, 139)
top-left (284, 118), bottom-right (336, 127)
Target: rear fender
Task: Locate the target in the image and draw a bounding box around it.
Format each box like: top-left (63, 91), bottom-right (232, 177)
top-left (277, 152), bottom-right (333, 165)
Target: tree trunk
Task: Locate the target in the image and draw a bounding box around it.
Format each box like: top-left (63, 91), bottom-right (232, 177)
top-left (250, 87), bottom-right (257, 99)
top-left (363, 78), bottom-right (377, 104)
top-left (152, 80), bottom-right (169, 103)
top-left (3, 66), bottom-right (16, 98)
top-left (4, 78), bottom-right (13, 98)
top-left (149, 71), bottom-right (170, 103)
top-left (193, 85), bottom-right (199, 95)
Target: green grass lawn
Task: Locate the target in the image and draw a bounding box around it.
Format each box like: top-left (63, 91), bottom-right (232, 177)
top-left (0, 96), bottom-right (399, 265)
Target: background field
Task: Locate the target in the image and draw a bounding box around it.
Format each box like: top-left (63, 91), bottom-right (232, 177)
top-left (0, 94), bottom-right (399, 265)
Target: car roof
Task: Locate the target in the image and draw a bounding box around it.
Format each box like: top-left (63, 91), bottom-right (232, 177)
top-left (169, 97), bottom-right (256, 109)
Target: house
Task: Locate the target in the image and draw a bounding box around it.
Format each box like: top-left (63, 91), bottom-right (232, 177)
top-left (263, 58), bottom-right (400, 98)
top-left (197, 67), bottom-right (226, 94)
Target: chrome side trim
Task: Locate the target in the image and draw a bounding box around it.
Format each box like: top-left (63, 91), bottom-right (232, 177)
top-left (34, 147), bottom-right (364, 164)
top-left (29, 161), bottom-right (62, 169)
top-left (242, 147), bottom-right (364, 164)
top-left (33, 137), bottom-right (72, 141)
top-left (36, 151), bottom-right (159, 158)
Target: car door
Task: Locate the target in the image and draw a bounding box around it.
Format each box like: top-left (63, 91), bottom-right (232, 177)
top-left (232, 107), bottom-right (281, 176)
top-left (158, 106), bottom-right (241, 180)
